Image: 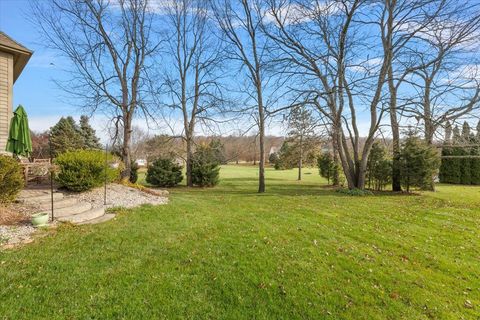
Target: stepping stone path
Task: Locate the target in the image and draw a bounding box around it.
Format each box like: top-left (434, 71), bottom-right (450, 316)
top-left (17, 188), bottom-right (114, 225)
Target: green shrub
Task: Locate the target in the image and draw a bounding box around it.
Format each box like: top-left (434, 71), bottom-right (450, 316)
top-left (55, 150), bottom-right (121, 192)
top-left (146, 158), bottom-right (183, 187)
top-left (269, 152), bottom-right (279, 164)
top-left (192, 163), bottom-right (220, 187)
top-left (0, 155), bottom-right (24, 203)
top-left (399, 136), bottom-right (440, 192)
top-left (317, 152), bottom-right (338, 185)
top-left (457, 147), bottom-right (472, 185)
top-left (440, 146), bottom-right (480, 185)
top-left (130, 161), bottom-right (139, 184)
top-left (191, 143), bottom-right (220, 187)
top-left (366, 142), bottom-right (392, 191)
top-left (439, 147), bottom-right (453, 183)
top-left (208, 139), bottom-right (227, 164)
top-left (274, 141), bottom-right (296, 170)
top-left (471, 146), bottom-right (480, 185)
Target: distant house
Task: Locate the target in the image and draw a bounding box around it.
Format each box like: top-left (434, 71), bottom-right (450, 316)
top-left (0, 32), bottom-right (32, 152)
top-left (135, 159), bottom-right (147, 167)
top-left (269, 146), bottom-right (279, 155)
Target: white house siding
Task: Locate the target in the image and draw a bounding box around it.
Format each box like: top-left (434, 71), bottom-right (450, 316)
top-left (0, 51), bottom-right (13, 152)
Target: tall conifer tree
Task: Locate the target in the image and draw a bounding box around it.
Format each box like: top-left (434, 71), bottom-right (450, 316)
top-left (50, 117), bottom-right (84, 156)
top-left (79, 115), bottom-right (101, 149)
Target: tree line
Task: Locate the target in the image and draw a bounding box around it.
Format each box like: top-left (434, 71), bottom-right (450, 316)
top-left (31, 0), bottom-right (480, 192)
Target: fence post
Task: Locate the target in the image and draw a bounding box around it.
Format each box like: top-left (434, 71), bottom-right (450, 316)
top-left (104, 144), bottom-right (108, 206)
top-left (49, 133), bottom-right (54, 222)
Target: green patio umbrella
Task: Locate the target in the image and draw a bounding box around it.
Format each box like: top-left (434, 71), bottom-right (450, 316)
top-left (6, 105), bottom-right (33, 157)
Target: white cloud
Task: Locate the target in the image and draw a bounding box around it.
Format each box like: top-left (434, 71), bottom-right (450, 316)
top-left (449, 64), bottom-right (480, 81)
top-left (397, 20), bottom-right (480, 52)
top-left (264, 1), bottom-right (342, 26)
top-left (28, 115), bottom-right (62, 132)
top-left (439, 64), bottom-right (480, 88)
top-left (349, 57), bottom-right (383, 73)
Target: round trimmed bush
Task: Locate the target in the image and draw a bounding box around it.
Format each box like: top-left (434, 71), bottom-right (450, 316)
top-left (55, 150), bottom-right (121, 192)
top-left (146, 158), bottom-right (183, 187)
top-left (0, 155), bottom-right (24, 203)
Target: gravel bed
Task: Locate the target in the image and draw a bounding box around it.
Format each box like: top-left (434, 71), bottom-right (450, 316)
top-left (67, 183), bottom-right (169, 208)
top-left (1, 183), bottom-right (168, 248)
top-left (0, 225), bottom-right (36, 248)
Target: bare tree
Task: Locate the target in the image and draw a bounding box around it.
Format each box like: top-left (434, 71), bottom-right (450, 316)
top-left (211, 0), bottom-right (270, 193)
top-left (375, 0), bottom-right (448, 191)
top-left (373, 0), bottom-right (480, 190)
top-left (31, 0), bottom-right (156, 179)
top-left (129, 126), bottom-right (151, 160)
top-left (157, 0), bottom-right (225, 187)
top-left (264, 0), bottom-right (392, 189)
top-left (403, 3), bottom-right (480, 144)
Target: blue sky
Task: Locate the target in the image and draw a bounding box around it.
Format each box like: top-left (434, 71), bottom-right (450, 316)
top-left (0, 0), bottom-right (289, 138)
top-left (1, 0), bottom-right (196, 138)
top-left (0, 0), bottom-right (80, 132)
top-left (2, 0), bottom-right (473, 140)
top-left (0, 0), bottom-right (279, 137)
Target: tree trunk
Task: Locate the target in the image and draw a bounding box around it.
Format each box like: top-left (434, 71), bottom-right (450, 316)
top-left (388, 64), bottom-right (402, 192)
top-left (251, 53), bottom-right (266, 193)
top-left (334, 124), bottom-right (373, 190)
top-left (424, 81), bottom-right (434, 144)
top-left (331, 132), bottom-right (340, 186)
top-left (425, 123), bottom-right (435, 145)
top-left (389, 96), bottom-right (401, 192)
top-left (253, 136), bottom-right (257, 165)
top-left (298, 158), bottom-right (302, 181)
top-left (392, 151), bottom-right (402, 191)
top-left (121, 112), bottom-right (132, 181)
top-left (258, 115), bottom-right (266, 193)
top-left (298, 137), bottom-right (303, 181)
top-left (186, 136), bottom-right (193, 187)
top-left (334, 125), bottom-right (356, 189)
top-left (356, 143), bottom-right (373, 190)
top-left (424, 79), bottom-right (436, 191)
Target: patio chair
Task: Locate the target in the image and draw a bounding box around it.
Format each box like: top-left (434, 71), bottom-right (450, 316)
top-left (31, 159), bottom-right (51, 184)
top-left (18, 158), bottom-right (51, 185)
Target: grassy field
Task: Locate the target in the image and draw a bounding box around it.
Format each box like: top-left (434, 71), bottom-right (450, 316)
top-left (1, 165), bottom-right (479, 319)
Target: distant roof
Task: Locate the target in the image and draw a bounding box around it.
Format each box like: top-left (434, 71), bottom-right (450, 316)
top-left (0, 31), bottom-right (33, 83)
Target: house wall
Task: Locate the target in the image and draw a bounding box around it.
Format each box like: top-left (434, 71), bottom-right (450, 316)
top-left (0, 51), bottom-right (13, 152)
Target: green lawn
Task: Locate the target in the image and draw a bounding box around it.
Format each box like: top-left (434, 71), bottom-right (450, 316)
top-left (1, 165), bottom-right (479, 319)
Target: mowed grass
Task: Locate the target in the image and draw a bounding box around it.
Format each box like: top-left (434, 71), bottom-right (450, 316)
top-left (1, 165), bottom-right (479, 319)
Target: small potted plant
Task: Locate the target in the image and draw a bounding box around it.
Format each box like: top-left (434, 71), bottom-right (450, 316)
top-left (31, 212), bottom-right (49, 227)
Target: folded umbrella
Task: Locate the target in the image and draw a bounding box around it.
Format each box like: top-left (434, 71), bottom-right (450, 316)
top-left (6, 105), bottom-right (32, 157)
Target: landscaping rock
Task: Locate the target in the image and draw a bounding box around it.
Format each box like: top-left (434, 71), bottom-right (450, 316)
top-left (0, 225), bottom-right (36, 247)
top-left (67, 183), bottom-right (168, 209)
top-left (1, 183), bottom-right (167, 248)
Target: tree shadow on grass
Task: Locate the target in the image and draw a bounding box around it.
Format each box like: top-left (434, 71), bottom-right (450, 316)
top-left (219, 177), bottom-right (289, 183)
top-left (193, 181), bottom-right (425, 198)
top-left (173, 180), bottom-right (338, 197)
top-left (145, 176), bottom-right (422, 199)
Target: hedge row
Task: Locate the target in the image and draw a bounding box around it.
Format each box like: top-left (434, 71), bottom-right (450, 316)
top-left (439, 146), bottom-right (480, 185)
